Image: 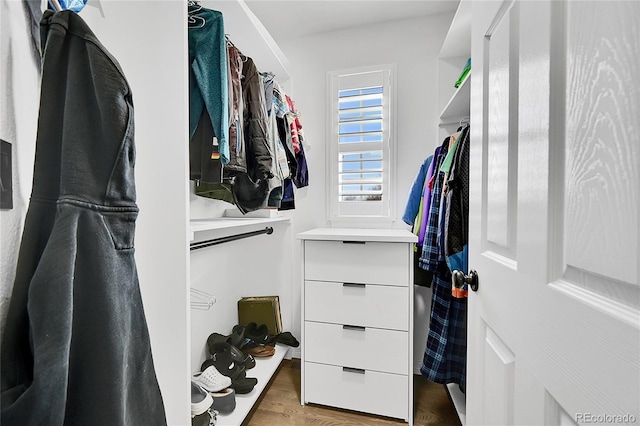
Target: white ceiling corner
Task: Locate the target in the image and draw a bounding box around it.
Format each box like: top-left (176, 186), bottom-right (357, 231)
top-left (244, 0), bottom-right (460, 44)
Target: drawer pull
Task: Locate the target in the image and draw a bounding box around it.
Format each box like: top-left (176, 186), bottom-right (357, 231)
top-left (342, 240), bottom-right (366, 244)
top-left (343, 324), bottom-right (366, 331)
top-left (343, 283), bottom-right (366, 288)
top-left (342, 367), bottom-right (366, 374)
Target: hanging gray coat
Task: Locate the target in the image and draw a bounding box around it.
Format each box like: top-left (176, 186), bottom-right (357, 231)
top-left (0, 10), bottom-right (166, 425)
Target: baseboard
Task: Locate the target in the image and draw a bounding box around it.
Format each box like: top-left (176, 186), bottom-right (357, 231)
top-left (289, 347), bottom-right (301, 360)
top-left (446, 383), bottom-right (467, 426)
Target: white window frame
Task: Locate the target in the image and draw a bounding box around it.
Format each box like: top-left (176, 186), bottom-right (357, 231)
top-left (326, 64), bottom-right (397, 227)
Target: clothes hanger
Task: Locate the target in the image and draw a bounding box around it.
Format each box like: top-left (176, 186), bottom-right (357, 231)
top-left (188, 1), bottom-right (205, 28)
top-left (188, 15), bottom-right (206, 28)
top-left (226, 35), bottom-right (248, 62)
top-left (50, 0), bottom-right (63, 11)
top-left (190, 287), bottom-right (216, 310)
top-left (225, 34), bottom-right (235, 47)
top-left (457, 117), bottom-right (470, 132)
top-left (188, 0), bottom-right (202, 11)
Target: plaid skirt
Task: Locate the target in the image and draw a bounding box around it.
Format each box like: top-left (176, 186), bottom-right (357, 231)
top-left (420, 263), bottom-right (467, 391)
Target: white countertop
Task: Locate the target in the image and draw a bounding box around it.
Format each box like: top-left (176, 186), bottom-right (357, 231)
top-left (296, 227), bottom-right (417, 243)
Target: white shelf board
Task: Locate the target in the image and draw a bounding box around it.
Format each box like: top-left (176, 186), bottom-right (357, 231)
top-left (439, 75), bottom-right (470, 123)
top-left (446, 383), bottom-right (467, 426)
top-left (297, 227), bottom-right (417, 243)
top-left (216, 344), bottom-right (290, 426)
top-left (189, 217), bottom-right (290, 241)
top-left (204, 0), bottom-right (290, 81)
top-left (439, 0), bottom-right (471, 58)
top-left (223, 208), bottom-right (285, 219)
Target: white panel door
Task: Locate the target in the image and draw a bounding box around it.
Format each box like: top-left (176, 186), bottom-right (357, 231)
top-left (468, 1), bottom-right (640, 425)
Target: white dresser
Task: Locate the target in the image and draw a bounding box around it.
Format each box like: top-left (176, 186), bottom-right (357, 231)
top-left (297, 228), bottom-right (417, 425)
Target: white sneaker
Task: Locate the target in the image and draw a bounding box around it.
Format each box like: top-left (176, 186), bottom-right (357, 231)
top-left (192, 366), bottom-right (232, 392)
top-left (191, 382), bottom-right (213, 417)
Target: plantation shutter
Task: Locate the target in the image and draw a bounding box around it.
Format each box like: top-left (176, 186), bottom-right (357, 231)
top-left (338, 71), bottom-right (385, 203)
top-left (329, 67), bottom-right (393, 220)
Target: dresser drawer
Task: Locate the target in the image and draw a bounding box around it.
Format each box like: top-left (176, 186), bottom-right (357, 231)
top-left (304, 240), bottom-right (409, 286)
top-left (304, 321), bottom-right (408, 375)
top-left (304, 280), bottom-right (409, 331)
top-left (304, 361), bottom-right (408, 421)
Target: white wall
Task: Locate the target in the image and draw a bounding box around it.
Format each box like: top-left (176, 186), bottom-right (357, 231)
top-left (277, 12), bottom-right (454, 371)
top-left (80, 3), bottom-right (191, 423)
top-left (0, 0), bottom-right (40, 337)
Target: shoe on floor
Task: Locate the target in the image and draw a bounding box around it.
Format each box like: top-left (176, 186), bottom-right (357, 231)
top-left (192, 366), bottom-right (232, 392)
top-left (201, 348), bottom-right (246, 380)
top-left (191, 382), bottom-right (213, 417)
top-left (243, 345), bottom-right (275, 358)
top-left (202, 349), bottom-right (257, 394)
top-left (209, 341), bottom-right (256, 370)
top-left (207, 326), bottom-right (245, 350)
top-left (268, 331), bottom-right (300, 347)
top-left (244, 322), bottom-right (270, 345)
top-left (230, 376), bottom-right (258, 394)
top-left (211, 387), bottom-right (236, 414)
top-left (191, 408), bottom-right (217, 426)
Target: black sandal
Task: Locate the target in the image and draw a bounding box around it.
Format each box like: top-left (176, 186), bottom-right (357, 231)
top-left (229, 376), bottom-right (257, 394)
top-left (207, 325), bottom-right (245, 349)
top-left (268, 331), bottom-right (300, 347)
top-left (209, 341), bottom-right (256, 370)
top-left (201, 348), bottom-right (246, 381)
top-left (244, 322), bottom-right (270, 345)
top-left (201, 354), bottom-right (257, 395)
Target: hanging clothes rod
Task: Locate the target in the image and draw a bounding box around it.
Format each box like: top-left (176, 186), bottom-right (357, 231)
top-left (439, 117), bottom-right (470, 127)
top-left (190, 226), bottom-right (274, 251)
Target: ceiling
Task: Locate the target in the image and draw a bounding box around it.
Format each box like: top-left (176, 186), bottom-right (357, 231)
top-left (244, 0), bottom-right (460, 44)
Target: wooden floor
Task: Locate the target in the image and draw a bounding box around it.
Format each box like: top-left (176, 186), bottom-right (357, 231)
top-left (242, 359), bottom-right (461, 426)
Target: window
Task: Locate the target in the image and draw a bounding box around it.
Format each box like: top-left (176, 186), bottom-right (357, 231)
top-left (327, 65), bottom-right (396, 223)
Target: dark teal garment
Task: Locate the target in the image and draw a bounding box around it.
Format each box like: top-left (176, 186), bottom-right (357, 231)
top-left (189, 7), bottom-right (229, 164)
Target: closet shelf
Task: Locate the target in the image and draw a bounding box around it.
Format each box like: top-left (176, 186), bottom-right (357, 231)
top-left (217, 344), bottom-right (289, 425)
top-left (297, 227), bottom-right (417, 243)
top-left (208, 0), bottom-right (290, 81)
top-left (439, 74), bottom-right (470, 123)
top-left (439, 0), bottom-right (471, 58)
top-left (189, 217), bottom-right (290, 242)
